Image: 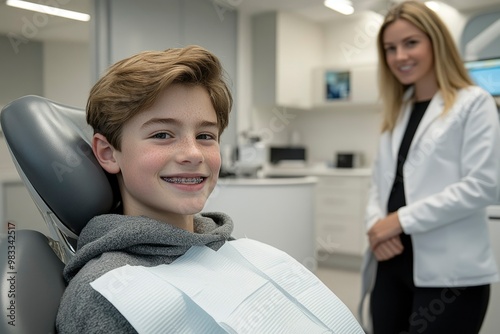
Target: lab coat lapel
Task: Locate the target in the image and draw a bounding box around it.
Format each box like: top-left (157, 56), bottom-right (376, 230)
top-left (391, 88), bottom-right (413, 161)
top-left (409, 92), bottom-right (444, 152)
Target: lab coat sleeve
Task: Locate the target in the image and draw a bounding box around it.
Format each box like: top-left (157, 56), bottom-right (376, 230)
top-left (365, 147), bottom-right (385, 232)
top-left (399, 90), bottom-right (500, 234)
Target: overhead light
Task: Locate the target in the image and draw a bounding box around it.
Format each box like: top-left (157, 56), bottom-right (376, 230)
top-left (6, 0), bottom-right (91, 22)
top-left (324, 0), bottom-right (354, 15)
top-left (425, 1), bottom-right (441, 12)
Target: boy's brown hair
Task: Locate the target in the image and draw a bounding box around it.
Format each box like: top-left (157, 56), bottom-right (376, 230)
top-left (87, 45), bottom-right (233, 150)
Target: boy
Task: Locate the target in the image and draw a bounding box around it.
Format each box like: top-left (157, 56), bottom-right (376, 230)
top-left (56, 45), bottom-right (363, 333)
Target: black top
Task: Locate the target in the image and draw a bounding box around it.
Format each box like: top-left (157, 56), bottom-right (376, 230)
top-left (387, 100), bottom-right (430, 214)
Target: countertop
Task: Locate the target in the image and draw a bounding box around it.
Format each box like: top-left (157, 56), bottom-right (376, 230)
top-left (263, 163), bottom-right (371, 177)
top-left (216, 175), bottom-right (318, 186)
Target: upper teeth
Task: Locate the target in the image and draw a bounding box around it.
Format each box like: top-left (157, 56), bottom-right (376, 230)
top-left (164, 177), bottom-right (203, 184)
top-left (400, 65), bottom-right (412, 71)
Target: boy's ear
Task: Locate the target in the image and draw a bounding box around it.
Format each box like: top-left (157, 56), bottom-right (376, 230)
top-left (92, 133), bottom-right (121, 174)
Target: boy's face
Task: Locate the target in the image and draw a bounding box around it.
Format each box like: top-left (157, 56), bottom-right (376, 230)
top-left (106, 84), bottom-right (221, 227)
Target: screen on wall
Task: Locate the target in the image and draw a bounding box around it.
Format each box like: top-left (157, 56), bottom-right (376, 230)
top-left (465, 58), bottom-right (500, 97)
top-left (325, 71), bottom-right (350, 100)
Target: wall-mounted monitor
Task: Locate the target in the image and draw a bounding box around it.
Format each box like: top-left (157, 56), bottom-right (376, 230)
top-left (325, 70), bottom-right (350, 101)
top-left (464, 58), bottom-right (500, 97)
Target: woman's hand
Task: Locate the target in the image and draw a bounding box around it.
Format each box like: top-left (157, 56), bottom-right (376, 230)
top-left (368, 212), bottom-right (403, 251)
top-left (372, 236), bottom-right (404, 261)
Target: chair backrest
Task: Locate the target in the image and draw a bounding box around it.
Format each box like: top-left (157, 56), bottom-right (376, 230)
top-left (1, 95), bottom-right (119, 262)
top-left (0, 95), bottom-right (120, 333)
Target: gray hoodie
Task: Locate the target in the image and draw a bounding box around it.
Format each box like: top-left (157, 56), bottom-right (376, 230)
top-left (56, 212), bottom-right (234, 334)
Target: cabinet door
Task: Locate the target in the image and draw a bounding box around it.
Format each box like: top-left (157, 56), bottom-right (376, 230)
top-left (315, 176), bottom-right (369, 255)
top-left (252, 12), bottom-right (322, 109)
top-left (316, 213), bottom-right (362, 255)
top-left (276, 12), bottom-right (323, 109)
top-left (316, 189), bottom-right (362, 215)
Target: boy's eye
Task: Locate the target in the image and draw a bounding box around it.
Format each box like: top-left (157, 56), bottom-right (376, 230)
top-left (198, 133), bottom-right (217, 140)
top-left (151, 132), bottom-right (171, 139)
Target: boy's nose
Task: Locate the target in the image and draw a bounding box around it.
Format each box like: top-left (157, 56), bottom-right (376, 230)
top-left (177, 138), bottom-right (203, 164)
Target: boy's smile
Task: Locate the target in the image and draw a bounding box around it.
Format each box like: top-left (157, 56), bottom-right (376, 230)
top-left (102, 84), bottom-right (221, 231)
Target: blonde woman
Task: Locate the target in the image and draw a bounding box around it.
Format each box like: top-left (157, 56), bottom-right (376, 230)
top-left (363, 1), bottom-right (500, 333)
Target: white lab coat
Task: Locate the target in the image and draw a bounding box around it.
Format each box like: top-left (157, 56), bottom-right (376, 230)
top-left (366, 85), bottom-right (500, 288)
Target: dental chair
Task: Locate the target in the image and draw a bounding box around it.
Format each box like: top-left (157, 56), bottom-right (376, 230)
top-left (0, 95), bottom-right (120, 334)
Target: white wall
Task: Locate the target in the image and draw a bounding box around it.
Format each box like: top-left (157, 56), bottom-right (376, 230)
top-left (323, 11), bottom-right (382, 67)
top-left (292, 108), bottom-right (382, 166)
top-left (43, 41), bottom-right (91, 109)
top-left (250, 105), bottom-right (381, 167)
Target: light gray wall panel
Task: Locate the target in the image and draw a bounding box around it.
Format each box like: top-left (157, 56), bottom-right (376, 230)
top-left (251, 12), bottom-right (277, 108)
top-left (109, 0), bottom-right (181, 63)
top-left (0, 35), bottom-right (43, 106)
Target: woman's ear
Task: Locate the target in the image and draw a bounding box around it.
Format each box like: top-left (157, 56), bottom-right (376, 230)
top-left (92, 133), bottom-right (120, 174)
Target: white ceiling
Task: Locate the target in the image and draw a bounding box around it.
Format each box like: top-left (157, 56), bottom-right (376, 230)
top-left (0, 0), bottom-right (91, 42)
top-left (229, 0), bottom-right (500, 19)
top-left (0, 0), bottom-right (499, 43)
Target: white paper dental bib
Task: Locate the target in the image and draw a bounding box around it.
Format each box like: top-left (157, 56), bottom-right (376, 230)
top-left (90, 238), bottom-right (363, 334)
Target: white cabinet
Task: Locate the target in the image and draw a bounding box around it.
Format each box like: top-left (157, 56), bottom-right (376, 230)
top-left (263, 166), bottom-right (371, 256)
top-left (252, 12), bottom-right (323, 109)
top-left (314, 175), bottom-right (370, 255)
top-left (202, 177), bottom-right (317, 268)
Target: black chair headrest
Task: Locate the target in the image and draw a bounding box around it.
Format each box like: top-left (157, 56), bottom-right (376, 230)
top-left (0, 95), bottom-right (119, 237)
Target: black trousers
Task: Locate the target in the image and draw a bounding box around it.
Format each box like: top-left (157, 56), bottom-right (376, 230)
top-left (370, 234), bottom-right (490, 334)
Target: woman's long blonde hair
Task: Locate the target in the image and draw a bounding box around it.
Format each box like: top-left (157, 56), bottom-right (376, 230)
top-left (377, 0), bottom-right (473, 132)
